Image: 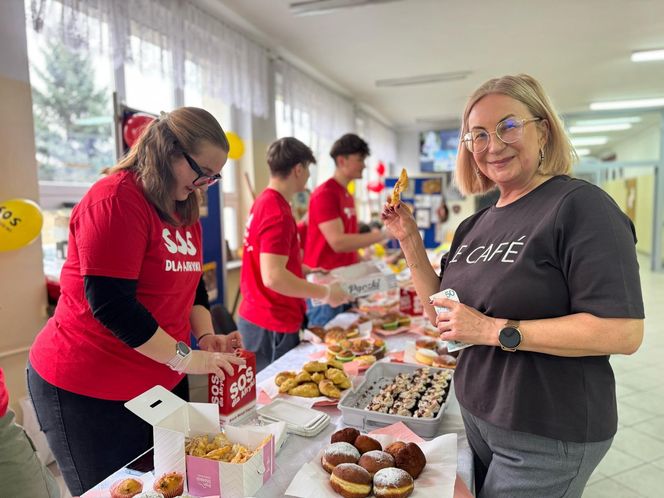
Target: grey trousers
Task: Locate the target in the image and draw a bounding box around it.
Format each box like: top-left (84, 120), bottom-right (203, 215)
top-left (0, 409), bottom-right (60, 498)
top-left (460, 406), bottom-right (612, 498)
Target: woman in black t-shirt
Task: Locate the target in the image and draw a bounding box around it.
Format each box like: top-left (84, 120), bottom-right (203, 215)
top-left (383, 74), bottom-right (644, 498)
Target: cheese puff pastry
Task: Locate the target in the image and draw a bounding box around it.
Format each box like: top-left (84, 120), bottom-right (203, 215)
top-left (319, 379), bottom-right (342, 399)
top-left (275, 371), bottom-right (297, 386)
top-left (391, 168), bottom-right (409, 206)
top-left (279, 378), bottom-right (299, 393)
top-left (288, 382), bottom-right (321, 397)
top-left (295, 371), bottom-right (313, 383)
top-left (303, 361), bottom-right (328, 373)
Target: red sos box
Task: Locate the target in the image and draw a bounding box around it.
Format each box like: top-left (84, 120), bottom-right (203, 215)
top-left (208, 349), bottom-right (257, 422)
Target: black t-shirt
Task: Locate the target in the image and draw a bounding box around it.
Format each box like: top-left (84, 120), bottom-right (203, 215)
top-left (442, 175), bottom-right (644, 443)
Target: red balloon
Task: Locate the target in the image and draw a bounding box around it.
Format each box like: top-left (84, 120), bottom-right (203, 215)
top-left (123, 113), bottom-right (155, 148)
top-left (367, 181), bottom-right (385, 193)
top-left (376, 161), bottom-right (386, 176)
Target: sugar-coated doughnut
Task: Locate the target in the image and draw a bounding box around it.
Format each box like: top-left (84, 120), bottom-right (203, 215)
top-left (373, 467), bottom-right (414, 498)
top-left (322, 442), bottom-right (361, 473)
top-left (330, 463), bottom-right (372, 498)
top-left (358, 450), bottom-right (395, 476)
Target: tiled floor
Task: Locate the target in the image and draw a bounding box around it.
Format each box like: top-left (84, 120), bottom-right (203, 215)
top-left (50, 257), bottom-right (664, 498)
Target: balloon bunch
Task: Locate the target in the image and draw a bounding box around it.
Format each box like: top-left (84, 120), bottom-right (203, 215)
top-left (367, 161), bottom-right (387, 193)
top-left (0, 199), bottom-right (43, 252)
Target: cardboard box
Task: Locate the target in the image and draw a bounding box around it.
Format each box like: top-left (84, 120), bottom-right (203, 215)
top-left (308, 261), bottom-right (397, 305)
top-left (208, 349), bottom-right (257, 424)
top-left (125, 385), bottom-right (274, 498)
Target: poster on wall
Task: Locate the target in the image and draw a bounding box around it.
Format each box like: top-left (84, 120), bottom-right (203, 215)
top-left (419, 129), bottom-right (460, 173)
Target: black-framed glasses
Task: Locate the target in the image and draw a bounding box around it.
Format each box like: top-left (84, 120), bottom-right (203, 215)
top-left (181, 150), bottom-right (221, 187)
top-left (462, 117), bottom-right (542, 154)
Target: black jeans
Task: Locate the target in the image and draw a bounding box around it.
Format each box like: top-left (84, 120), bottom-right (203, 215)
top-left (26, 362), bottom-right (188, 496)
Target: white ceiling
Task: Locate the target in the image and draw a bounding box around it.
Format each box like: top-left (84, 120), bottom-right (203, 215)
top-left (201, 0), bottom-right (664, 144)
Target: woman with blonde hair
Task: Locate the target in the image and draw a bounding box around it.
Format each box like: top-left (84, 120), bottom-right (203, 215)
top-left (29, 107), bottom-right (245, 496)
top-left (383, 74), bottom-right (644, 497)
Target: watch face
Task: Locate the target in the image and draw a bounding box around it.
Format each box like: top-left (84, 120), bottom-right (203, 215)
top-left (176, 341), bottom-right (191, 357)
top-left (500, 327), bottom-right (521, 349)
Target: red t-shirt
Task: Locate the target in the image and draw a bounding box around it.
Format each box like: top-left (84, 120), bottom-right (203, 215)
top-left (304, 178), bottom-right (358, 270)
top-left (239, 188), bottom-right (305, 333)
top-left (29, 171), bottom-right (202, 401)
top-left (0, 368), bottom-right (8, 418)
top-left (297, 220), bottom-right (307, 254)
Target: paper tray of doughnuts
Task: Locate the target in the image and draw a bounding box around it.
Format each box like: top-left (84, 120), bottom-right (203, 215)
top-left (338, 362), bottom-right (453, 438)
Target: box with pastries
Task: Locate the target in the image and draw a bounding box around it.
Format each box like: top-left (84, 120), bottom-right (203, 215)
top-left (125, 385), bottom-right (275, 498)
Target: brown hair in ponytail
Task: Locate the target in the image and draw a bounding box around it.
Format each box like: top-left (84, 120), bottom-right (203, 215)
top-left (109, 107), bottom-right (229, 226)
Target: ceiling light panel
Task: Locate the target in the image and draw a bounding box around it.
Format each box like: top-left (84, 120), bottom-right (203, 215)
top-left (573, 117), bottom-right (642, 126)
top-left (290, 0), bottom-right (402, 16)
top-left (590, 98), bottom-right (664, 110)
top-left (569, 123), bottom-right (632, 133)
top-left (376, 71), bottom-right (471, 87)
top-left (571, 136), bottom-right (609, 146)
top-left (631, 49), bottom-right (664, 62)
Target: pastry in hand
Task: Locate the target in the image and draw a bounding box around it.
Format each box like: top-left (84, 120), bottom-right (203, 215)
top-left (275, 371), bottom-right (296, 386)
top-left (391, 168), bottom-right (409, 206)
top-left (288, 382), bottom-right (320, 397)
top-left (319, 379), bottom-right (342, 399)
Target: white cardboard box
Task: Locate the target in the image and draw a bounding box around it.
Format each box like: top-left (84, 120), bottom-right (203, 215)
top-left (125, 385), bottom-right (274, 498)
top-left (308, 261), bottom-right (396, 305)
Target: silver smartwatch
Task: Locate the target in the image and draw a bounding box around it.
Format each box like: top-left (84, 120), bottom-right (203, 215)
top-left (166, 341), bottom-right (191, 370)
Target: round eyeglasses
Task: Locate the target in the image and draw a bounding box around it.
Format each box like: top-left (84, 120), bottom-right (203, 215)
top-left (181, 150), bottom-right (221, 187)
top-left (462, 117), bottom-right (542, 154)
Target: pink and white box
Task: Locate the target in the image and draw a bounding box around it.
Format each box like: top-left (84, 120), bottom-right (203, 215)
top-left (125, 385), bottom-right (275, 498)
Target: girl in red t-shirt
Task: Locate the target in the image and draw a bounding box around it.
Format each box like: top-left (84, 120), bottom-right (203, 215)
top-left (28, 108), bottom-right (245, 496)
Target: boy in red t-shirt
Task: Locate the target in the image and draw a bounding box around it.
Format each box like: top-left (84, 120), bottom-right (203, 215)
top-left (304, 133), bottom-right (385, 325)
top-left (238, 137), bottom-right (348, 371)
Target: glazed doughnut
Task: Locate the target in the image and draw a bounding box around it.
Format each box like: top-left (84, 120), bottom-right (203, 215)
top-left (330, 463), bottom-right (372, 498)
top-left (331, 427), bottom-right (361, 445)
top-left (373, 467), bottom-right (414, 498)
top-left (358, 450), bottom-right (395, 476)
top-left (353, 434), bottom-right (382, 454)
top-left (393, 442), bottom-right (426, 479)
top-left (321, 442), bottom-right (361, 473)
top-left (414, 338), bottom-right (437, 350)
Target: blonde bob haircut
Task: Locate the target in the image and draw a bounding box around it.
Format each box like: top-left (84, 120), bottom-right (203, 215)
top-left (110, 107), bottom-right (229, 226)
top-left (455, 74), bottom-right (576, 196)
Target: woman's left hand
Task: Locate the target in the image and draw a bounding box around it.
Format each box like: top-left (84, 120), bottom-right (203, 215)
top-left (432, 297), bottom-right (499, 346)
top-left (198, 331), bottom-right (244, 353)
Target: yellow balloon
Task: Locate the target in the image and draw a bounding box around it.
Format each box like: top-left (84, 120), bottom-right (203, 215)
top-left (347, 181), bottom-right (355, 195)
top-left (0, 199), bottom-right (43, 252)
top-left (225, 131), bottom-right (245, 160)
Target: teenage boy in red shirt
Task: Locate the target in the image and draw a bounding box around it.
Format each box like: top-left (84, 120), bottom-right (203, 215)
top-left (238, 137), bottom-right (348, 371)
top-left (304, 133), bottom-right (384, 325)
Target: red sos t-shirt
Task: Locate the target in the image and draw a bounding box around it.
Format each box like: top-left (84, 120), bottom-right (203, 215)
top-left (29, 171), bottom-right (202, 401)
top-left (0, 368), bottom-right (8, 418)
top-left (304, 178), bottom-right (358, 270)
top-left (239, 188), bottom-right (305, 333)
